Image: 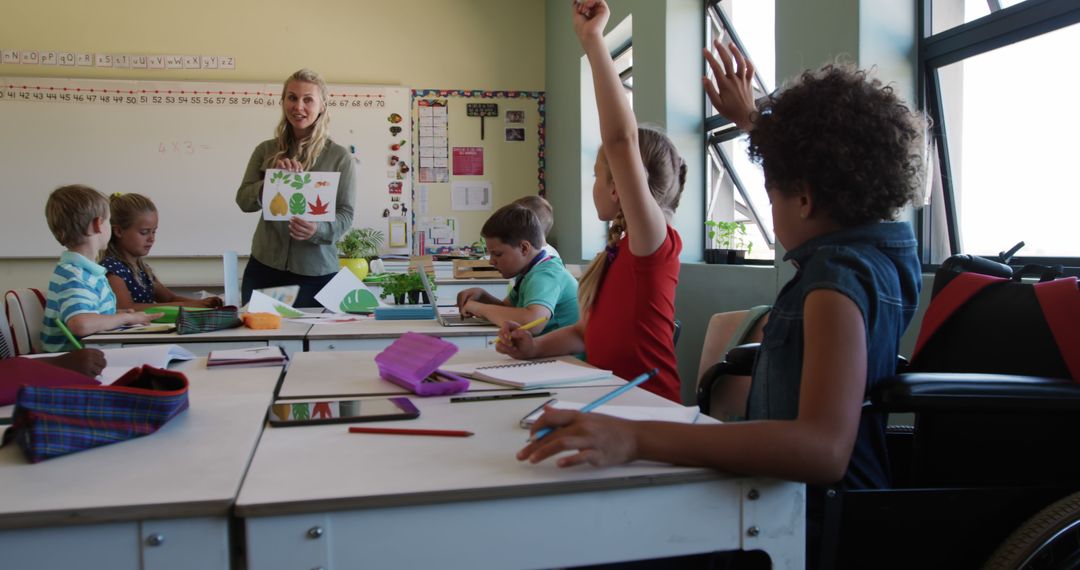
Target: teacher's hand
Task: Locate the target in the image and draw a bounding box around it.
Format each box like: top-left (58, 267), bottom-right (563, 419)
top-left (274, 157), bottom-right (304, 172)
top-left (289, 217), bottom-right (317, 241)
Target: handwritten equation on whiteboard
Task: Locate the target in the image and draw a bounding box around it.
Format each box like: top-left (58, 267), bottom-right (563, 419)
top-left (0, 82), bottom-right (386, 109)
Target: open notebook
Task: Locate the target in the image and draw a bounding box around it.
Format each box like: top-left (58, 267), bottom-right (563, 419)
top-left (99, 344), bottom-right (196, 382)
top-left (440, 359), bottom-right (612, 390)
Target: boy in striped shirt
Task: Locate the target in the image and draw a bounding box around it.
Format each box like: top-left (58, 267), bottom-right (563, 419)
top-left (41, 185), bottom-right (159, 352)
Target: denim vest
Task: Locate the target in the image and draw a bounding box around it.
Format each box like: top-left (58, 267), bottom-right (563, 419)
top-left (747, 221), bottom-right (921, 490)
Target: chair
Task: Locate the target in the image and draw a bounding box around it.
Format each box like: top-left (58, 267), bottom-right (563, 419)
top-left (4, 288), bottom-right (46, 355)
top-left (696, 256), bottom-right (1080, 568)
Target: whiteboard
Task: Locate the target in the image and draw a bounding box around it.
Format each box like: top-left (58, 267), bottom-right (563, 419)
top-left (0, 77), bottom-right (412, 257)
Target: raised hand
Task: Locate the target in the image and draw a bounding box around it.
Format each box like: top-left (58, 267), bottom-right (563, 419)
top-left (703, 39), bottom-right (757, 131)
top-left (572, 0), bottom-right (610, 44)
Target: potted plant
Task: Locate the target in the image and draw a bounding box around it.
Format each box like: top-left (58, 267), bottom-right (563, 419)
top-left (336, 227), bottom-right (384, 280)
top-left (704, 220), bottom-right (752, 264)
top-left (377, 271), bottom-right (434, 305)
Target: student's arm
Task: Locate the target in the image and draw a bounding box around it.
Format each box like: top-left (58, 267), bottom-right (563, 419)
top-left (497, 319), bottom-right (586, 360)
top-left (151, 281), bottom-right (223, 308)
top-left (108, 274), bottom-right (216, 311)
top-left (575, 0), bottom-right (667, 258)
top-left (464, 302), bottom-right (550, 330)
top-left (42, 349), bottom-right (107, 378)
top-left (66, 310), bottom-right (160, 337)
top-left (456, 287), bottom-right (503, 314)
top-left (519, 290), bottom-right (866, 484)
top-left (703, 40), bottom-right (757, 132)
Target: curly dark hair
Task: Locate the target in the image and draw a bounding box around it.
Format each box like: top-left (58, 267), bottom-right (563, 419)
top-left (747, 63), bottom-right (927, 226)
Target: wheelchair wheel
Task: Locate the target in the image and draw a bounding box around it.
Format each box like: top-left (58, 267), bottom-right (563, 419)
top-left (983, 490), bottom-right (1080, 569)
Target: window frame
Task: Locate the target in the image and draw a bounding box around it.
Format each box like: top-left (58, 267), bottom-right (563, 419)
top-left (918, 0), bottom-right (1080, 270)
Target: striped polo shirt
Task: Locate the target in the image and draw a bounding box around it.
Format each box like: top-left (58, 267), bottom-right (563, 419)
top-left (41, 251), bottom-right (117, 352)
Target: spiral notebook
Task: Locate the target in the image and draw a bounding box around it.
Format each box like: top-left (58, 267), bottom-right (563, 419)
top-left (440, 359), bottom-right (612, 389)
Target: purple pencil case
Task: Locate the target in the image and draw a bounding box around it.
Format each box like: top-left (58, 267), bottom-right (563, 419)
top-left (374, 332), bottom-right (470, 396)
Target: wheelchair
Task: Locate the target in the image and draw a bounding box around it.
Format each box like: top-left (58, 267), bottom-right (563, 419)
top-left (698, 254), bottom-right (1080, 569)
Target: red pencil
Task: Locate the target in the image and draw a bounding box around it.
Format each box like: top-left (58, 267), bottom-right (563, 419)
top-left (347, 426), bottom-right (473, 438)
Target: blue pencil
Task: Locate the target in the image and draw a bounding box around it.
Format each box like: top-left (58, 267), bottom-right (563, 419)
top-left (528, 368), bottom-right (659, 442)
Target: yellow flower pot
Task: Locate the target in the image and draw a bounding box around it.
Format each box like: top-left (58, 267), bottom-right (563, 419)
top-left (339, 258), bottom-right (369, 280)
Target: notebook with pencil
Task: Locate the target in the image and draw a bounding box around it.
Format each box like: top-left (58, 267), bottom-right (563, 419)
top-left (440, 359), bottom-right (613, 390)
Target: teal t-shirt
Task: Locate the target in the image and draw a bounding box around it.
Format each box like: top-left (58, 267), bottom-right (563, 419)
top-left (507, 257), bottom-right (579, 334)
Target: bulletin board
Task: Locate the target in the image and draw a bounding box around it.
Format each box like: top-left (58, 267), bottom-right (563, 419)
top-left (0, 76), bottom-right (412, 257)
top-left (410, 89), bottom-right (545, 254)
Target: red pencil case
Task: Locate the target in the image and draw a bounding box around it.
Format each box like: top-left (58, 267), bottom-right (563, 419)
top-left (374, 332), bottom-right (470, 396)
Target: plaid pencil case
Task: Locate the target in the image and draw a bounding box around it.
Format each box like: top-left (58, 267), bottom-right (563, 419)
top-left (2, 365), bottom-right (190, 463)
top-left (176, 305), bottom-right (241, 335)
top-left (374, 332), bottom-right (470, 396)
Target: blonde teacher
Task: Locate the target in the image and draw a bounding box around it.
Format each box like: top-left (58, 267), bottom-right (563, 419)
top-left (236, 68), bottom-right (356, 307)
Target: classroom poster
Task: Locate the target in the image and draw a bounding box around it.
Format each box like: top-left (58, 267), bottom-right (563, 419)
top-left (261, 169), bottom-right (340, 222)
top-left (417, 99), bottom-right (449, 183)
top-left (452, 147), bottom-right (483, 175)
top-left (451, 181), bottom-right (492, 211)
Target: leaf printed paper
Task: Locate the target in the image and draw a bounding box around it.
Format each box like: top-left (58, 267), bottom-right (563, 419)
top-left (261, 169), bottom-right (341, 222)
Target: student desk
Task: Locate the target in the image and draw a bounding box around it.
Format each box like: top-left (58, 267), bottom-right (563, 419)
top-left (0, 358), bottom-right (282, 570)
top-left (305, 317), bottom-right (499, 351)
top-left (276, 348), bottom-right (621, 399)
top-left (83, 320), bottom-right (312, 357)
top-left (236, 385), bottom-right (806, 569)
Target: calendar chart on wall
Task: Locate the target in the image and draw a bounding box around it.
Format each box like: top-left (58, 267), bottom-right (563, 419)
top-left (0, 77), bottom-right (411, 257)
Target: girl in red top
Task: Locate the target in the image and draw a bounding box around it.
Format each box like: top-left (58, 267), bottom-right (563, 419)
top-left (494, 0), bottom-right (686, 402)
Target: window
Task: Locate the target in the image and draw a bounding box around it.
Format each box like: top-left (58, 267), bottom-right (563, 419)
top-left (920, 0), bottom-right (1080, 268)
top-left (612, 41), bottom-right (633, 107)
top-left (704, 0), bottom-right (776, 261)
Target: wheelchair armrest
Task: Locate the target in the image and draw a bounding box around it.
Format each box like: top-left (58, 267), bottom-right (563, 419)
top-left (871, 372), bottom-right (1080, 414)
top-left (697, 343), bottom-right (759, 417)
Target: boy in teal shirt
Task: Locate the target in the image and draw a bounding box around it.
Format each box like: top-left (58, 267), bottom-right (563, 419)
top-left (40, 185), bottom-right (159, 352)
top-left (456, 204), bottom-right (578, 334)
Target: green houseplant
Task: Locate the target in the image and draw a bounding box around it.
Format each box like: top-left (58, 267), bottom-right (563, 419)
top-left (377, 271), bottom-right (434, 305)
top-left (336, 227), bottom-right (384, 280)
top-left (704, 220), bottom-right (752, 264)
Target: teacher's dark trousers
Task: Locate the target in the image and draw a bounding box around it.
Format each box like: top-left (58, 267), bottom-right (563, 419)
top-left (241, 256), bottom-right (335, 308)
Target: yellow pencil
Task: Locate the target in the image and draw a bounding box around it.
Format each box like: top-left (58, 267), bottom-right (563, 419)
top-left (492, 316), bottom-right (549, 345)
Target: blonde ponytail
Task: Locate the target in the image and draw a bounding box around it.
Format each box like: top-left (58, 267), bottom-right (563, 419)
top-left (577, 211), bottom-right (625, 316)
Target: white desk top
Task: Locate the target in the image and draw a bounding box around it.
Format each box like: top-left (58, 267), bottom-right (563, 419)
top-left (305, 316), bottom-right (498, 340)
top-left (0, 358), bottom-right (280, 529)
top-left (277, 348), bottom-right (622, 399)
top-left (85, 320), bottom-right (312, 344)
top-left (236, 385), bottom-right (720, 517)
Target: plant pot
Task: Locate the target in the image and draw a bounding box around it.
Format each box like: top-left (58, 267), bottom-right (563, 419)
top-left (408, 290), bottom-right (421, 304)
top-left (339, 258), bottom-right (369, 280)
top-left (393, 293), bottom-right (405, 305)
top-left (705, 249), bottom-right (746, 265)
top-left (420, 291), bottom-right (431, 305)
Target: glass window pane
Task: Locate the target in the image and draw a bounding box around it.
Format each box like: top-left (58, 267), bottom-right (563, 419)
top-left (936, 22), bottom-right (1080, 257)
top-left (932, 0), bottom-right (1034, 35)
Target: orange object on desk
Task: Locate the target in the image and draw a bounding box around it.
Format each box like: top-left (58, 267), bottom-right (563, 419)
top-left (242, 312), bottom-right (281, 330)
